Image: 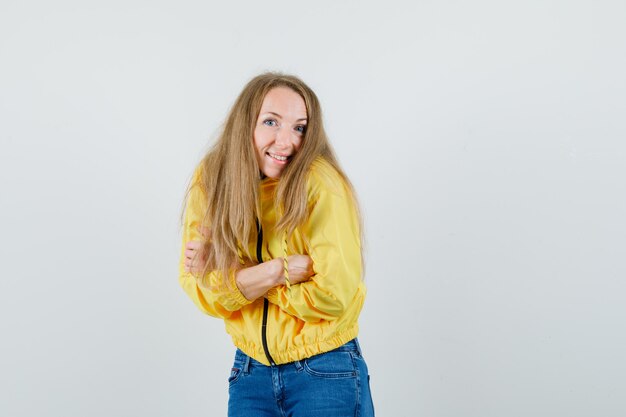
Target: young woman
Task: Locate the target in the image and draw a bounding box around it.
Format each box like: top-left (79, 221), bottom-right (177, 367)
top-left (179, 73), bottom-right (374, 416)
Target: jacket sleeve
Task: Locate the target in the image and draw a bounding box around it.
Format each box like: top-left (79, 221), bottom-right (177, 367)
top-left (265, 167), bottom-right (362, 322)
top-left (178, 168), bottom-right (253, 319)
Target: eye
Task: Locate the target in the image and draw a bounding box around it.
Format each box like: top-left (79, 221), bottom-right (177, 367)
top-left (263, 119), bottom-right (277, 127)
top-left (295, 125), bottom-right (307, 134)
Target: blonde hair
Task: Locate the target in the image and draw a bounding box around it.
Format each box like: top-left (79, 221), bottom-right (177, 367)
top-left (185, 72), bottom-right (361, 283)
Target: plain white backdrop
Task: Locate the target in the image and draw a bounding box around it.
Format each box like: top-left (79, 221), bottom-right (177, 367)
top-left (1, 1), bottom-right (625, 416)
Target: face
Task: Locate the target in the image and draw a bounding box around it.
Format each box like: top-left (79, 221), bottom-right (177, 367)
top-left (253, 87), bottom-right (307, 179)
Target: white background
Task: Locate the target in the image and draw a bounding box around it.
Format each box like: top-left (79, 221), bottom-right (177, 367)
top-left (1, 1), bottom-right (625, 416)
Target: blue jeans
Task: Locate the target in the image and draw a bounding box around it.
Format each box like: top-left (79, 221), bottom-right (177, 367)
top-left (228, 338), bottom-right (375, 417)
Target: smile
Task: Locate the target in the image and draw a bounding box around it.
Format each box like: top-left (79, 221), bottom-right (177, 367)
top-left (267, 152), bottom-right (290, 163)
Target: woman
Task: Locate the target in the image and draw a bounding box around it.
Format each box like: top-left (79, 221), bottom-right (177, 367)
top-left (179, 73), bottom-right (374, 416)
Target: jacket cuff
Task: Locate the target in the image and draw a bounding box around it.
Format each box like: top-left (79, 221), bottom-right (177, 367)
top-left (228, 271), bottom-right (254, 308)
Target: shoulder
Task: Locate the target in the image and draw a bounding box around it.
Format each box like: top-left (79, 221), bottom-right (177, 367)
top-left (191, 163), bottom-right (205, 186)
top-left (307, 157), bottom-right (348, 197)
top-left (186, 163), bottom-right (208, 211)
top-left (189, 163), bottom-right (208, 195)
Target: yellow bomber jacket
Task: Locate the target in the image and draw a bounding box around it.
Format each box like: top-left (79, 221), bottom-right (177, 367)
top-left (179, 158), bottom-right (366, 365)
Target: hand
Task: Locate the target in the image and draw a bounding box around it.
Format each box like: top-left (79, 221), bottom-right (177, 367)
top-left (184, 226), bottom-right (210, 274)
top-left (284, 255), bottom-right (314, 285)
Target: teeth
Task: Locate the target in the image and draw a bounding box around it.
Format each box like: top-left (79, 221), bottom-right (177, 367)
top-left (269, 153), bottom-right (288, 161)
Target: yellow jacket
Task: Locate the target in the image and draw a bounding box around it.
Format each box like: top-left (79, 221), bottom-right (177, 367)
top-left (179, 158), bottom-right (366, 365)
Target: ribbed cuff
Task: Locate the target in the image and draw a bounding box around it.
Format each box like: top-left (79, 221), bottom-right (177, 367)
top-left (228, 271), bottom-right (254, 307)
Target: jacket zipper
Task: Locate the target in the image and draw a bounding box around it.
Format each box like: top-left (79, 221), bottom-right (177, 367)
top-left (256, 220), bottom-right (276, 366)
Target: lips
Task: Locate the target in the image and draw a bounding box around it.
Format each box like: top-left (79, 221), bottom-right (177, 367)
top-left (267, 152), bottom-right (290, 162)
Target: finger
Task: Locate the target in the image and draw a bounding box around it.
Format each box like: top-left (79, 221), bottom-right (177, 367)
top-left (185, 249), bottom-right (196, 258)
top-left (186, 241), bottom-right (203, 250)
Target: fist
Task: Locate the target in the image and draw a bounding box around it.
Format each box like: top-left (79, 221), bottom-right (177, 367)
top-left (184, 226), bottom-right (210, 274)
top-left (285, 255), bottom-right (314, 285)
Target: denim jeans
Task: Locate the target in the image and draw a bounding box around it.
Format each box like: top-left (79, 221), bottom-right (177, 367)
top-left (227, 338), bottom-right (375, 417)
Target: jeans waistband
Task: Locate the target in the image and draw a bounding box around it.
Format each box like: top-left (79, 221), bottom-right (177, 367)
top-left (328, 338), bottom-right (362, 355)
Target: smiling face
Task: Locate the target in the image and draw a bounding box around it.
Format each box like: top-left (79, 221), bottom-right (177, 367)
top-left (253, 87), bottom-right (308, 179)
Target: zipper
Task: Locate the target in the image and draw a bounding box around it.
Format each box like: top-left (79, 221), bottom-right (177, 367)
top-left (256, 219), bottom-right (276, 366)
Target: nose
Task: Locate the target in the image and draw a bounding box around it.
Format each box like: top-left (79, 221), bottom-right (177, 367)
top-left (274, 126), bottom-right (292, 149)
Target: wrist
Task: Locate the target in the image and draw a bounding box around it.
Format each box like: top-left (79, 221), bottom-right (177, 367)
top-left (266, 258), bottom-right (284, 287)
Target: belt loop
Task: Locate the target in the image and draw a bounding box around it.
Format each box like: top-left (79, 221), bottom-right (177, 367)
top-left (243, 353), bottom-right (251, 374)
top-left (293, 360), bottom-right (303, 371)
top-left (354, 338), bottom-right (363, 356)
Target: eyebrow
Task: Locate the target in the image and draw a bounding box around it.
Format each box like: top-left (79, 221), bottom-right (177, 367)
top-left (263, 111), bottom-right (308, 122)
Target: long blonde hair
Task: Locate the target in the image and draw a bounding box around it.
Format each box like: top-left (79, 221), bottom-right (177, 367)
top-left (185, 72), bottom-right (361, 283)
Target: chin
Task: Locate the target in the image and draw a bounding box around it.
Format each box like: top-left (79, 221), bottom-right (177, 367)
top-left (261, 168), bottom-right (282, 179)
